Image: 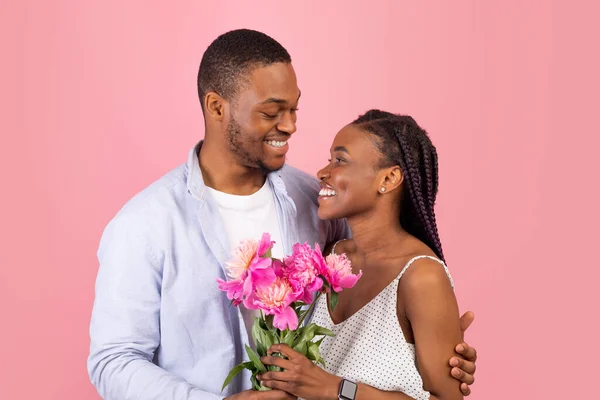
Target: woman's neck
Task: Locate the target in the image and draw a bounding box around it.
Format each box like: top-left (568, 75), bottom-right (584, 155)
top-left (346, 212), bottom-right (408, 259)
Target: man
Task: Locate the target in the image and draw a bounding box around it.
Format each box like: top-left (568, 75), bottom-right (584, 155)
top-left (88, 29), bottom-right (477, 400)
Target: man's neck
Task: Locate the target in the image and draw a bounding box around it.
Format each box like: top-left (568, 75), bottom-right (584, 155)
top-left (198, 139), bottom-right (267, 195)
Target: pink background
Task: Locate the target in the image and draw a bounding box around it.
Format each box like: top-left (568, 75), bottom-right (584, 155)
top-left (2, 1), bottom-right (599, 399)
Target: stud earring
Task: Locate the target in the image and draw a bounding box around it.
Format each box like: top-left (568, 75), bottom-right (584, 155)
top-left (380, 187), bottom-right (386, 193)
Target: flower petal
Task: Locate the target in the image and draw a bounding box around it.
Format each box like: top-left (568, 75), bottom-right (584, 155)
top-left (272, 306), bottom-right (299, 330)
top-left (242, 275), bottom-right (254, 297)
top-left (272, 259), bottom-right (285, 278)
top-left (257, 232), bottom-right (275, 257)
top-left (250, 257), bottom-right (272, 271)
top-left (251, 267), bottom-right (276, 288)
top-left (307, 277), bottom-right (324, 293)
top-left (300, 289), bottom-right (314, 304)
top-left (243, 292), bottom-right (257, 310)
top-left (216, 278), bottom-right (245, 302)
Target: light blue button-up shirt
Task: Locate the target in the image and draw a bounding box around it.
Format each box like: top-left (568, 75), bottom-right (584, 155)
top-left (88, 143), bottom-right (350, 400)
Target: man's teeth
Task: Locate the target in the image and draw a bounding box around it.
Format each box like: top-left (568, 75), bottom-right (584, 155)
top-left (266, 140), bottom-right (287, 148)
top-left (319, 188), bottom-right (337, 197)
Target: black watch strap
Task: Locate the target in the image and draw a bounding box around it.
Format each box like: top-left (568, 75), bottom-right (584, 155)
top-left (338, 378), bottom-right (358, 400)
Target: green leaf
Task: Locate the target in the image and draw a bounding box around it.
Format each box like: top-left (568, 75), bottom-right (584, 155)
top-left (302, 323), bottom-right (318, 341)
top-left (251, 374), bottom-right (261, 391)
top-left (252, 317), bottom-right (273, 356)
top-left (314, 325), bottom-right (335, 337)
top-left (245, 344), bottom-right (267, 373)
top-left (306, 342), bottom-right (320, 360)
top-left (293, 301), bottom-right (305, 312)
top-left (292, 326), bottom-right (304, 341)
top-left (307, 342), bottom-right (326, 367)
top-left (293, 340), bottom-right (308, 355)
top-left (221, 361), bottom-right (254, 392)
top-left (265, 314), bottom-right (275, 332)
top-left (282, 329), bottom-right (295, 346)
top-left (259, 317), bottom-right (268, 331)
top-left (251, 318), bottom-right (264, 355)
top-left (292, 323), bottom-right (317, 355)
top-left (329, 291), bottom-right (339, 312)
top-left (263, 249), bottom-right (272, 259)
top-left (250, 371), bottom-right (273, 391)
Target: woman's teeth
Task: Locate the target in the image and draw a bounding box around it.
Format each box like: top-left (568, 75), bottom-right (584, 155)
top-left (319, 188), bottom-right (337, 197)
top-left (266, 140), bottom-right (287, 148)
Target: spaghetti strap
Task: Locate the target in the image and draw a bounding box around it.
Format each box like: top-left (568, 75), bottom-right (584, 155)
top-left (395, 255), bottom-right (454, 289)
top-left (330, 239), bottom-right (346, 255)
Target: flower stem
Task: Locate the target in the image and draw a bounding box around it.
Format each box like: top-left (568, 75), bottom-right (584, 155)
top-left (297, 291), bottom-right (323, 328)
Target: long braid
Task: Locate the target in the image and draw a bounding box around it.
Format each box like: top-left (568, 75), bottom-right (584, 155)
top-left (413, 131), bottom-right (445, 262)
top-left (396, 127), bottom-right (445, 262)
top-left (418, 134), bottom-right (435, 211)
top-left (422, 144), bottom-right (445, 261)
top-left (352, 110), bottom-right (446, 262)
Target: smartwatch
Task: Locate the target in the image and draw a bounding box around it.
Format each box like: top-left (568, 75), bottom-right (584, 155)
top-left (338, 378), bottom-right (358, 400)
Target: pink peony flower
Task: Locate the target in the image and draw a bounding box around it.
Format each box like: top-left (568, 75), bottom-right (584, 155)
top-left (246, 277), bottom-right (299, 330)
top-left (224, 239), bottom-right (258, 280)
top-left (271, 258), bottom-right (285, 278)
top-left (217, 233), bottom-right (276, 304)
top-left (216, 278), bottom-right (245, 306)
top-left (322, 253), bottom-right (362, 292)
top-left (283, 242), bottom-right (325, 304)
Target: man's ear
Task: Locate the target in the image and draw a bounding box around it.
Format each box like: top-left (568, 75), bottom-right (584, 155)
top-left (204, 92), bottom-right (227, 122)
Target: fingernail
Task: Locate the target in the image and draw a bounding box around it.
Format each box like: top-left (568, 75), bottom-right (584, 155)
top-left (450, 358), bottom-right (459, 366)
top-left (452, 368), bottom-right (460, 377)
top-left (457, 345), bottom-right (464, 352)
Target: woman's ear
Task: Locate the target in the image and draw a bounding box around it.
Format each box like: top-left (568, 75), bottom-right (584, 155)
top-left (378, 166), bottom-right (403, 194)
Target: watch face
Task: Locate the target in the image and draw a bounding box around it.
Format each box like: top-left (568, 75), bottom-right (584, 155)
top-left (340, 380), bottom-right (357, 399)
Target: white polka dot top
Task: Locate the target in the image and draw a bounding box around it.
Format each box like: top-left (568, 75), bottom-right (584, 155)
top-left (309, 254), bottom-right (454, 399)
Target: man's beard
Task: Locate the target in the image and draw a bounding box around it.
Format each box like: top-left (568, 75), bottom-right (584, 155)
top-left (227, 117), bottom-right (282, 173)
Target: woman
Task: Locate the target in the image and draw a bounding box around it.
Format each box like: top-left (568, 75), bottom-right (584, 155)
top-left (258, 110), bottom-right (467, 399)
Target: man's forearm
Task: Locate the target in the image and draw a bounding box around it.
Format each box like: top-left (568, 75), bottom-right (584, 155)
top-left (89, 350), bottom-right (224, 400)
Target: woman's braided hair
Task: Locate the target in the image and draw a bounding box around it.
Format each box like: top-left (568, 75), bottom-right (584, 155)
top-left (352, 110), bottom-right (445, 262)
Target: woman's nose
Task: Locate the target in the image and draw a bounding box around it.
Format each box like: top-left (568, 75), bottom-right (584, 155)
top-left (317, 166), bottom-right (330, 181)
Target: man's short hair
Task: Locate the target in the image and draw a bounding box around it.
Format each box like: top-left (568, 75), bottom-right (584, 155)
top-left (197, 29), bottom-right (292, 109)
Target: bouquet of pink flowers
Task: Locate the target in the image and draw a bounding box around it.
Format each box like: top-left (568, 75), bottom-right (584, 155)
top-left (216, 233), bottom-right (362, 392)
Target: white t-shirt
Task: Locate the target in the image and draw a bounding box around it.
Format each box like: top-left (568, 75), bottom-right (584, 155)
top-left (207, 180), bottom-right (283, 349)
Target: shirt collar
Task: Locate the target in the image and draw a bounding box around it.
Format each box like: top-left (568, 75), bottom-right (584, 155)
top-left (186, 142), bottom-right (206, 200)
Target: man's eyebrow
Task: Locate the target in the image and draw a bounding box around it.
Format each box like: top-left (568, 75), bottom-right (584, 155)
top-left (260, 90), bottom-right (302, 105)
top-left (261, 97), bottom-right (287, 105)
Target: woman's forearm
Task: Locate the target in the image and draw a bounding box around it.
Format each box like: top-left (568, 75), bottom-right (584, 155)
top-left (351, 382), bottom-right (440, 400)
